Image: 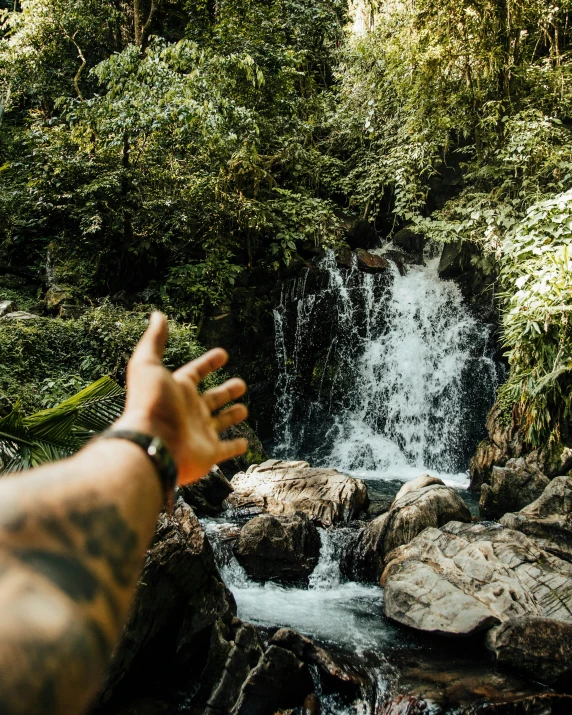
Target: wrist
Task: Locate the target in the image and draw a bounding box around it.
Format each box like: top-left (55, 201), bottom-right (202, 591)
top-left (100, 427), bottom-right (178, 508)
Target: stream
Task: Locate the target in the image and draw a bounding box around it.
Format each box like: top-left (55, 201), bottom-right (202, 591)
top-left (202, 250), bottom-right (551, 712)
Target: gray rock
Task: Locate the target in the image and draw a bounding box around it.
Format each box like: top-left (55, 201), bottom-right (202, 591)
top-left (0, 310), bottom-right (39, 321)
top-left (233, 513), bottom-right (320, 584)
top-left (381, 522), bottom-right (572, 640)
top-left (341, 476), bottom-right (471, 582)
top-left (486, 616), bottom-right (572, 685)
top-left (480, 457), bottom-right (550, 519)
top-left (500, 476), bottom-right (572, 563)
top-left (205, 623), bottom-right (264, 715)
top-left (228, 461), bottom-right (368, 527)
top-left (0, 300), bottom-right (16, 317)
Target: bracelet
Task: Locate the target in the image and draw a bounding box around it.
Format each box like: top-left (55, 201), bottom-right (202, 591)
top-left (100, 429), bottom-right (178, 507)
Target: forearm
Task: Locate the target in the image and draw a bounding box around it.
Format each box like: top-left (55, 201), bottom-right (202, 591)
top-left (0, 439), bottom-right (163, 715)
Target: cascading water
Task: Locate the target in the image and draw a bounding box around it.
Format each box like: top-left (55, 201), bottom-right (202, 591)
top-left (273, 249), bottom-right (501, 483)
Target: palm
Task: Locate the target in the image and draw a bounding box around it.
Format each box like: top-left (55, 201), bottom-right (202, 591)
top-left (117, 313), bottom-right (248, 486)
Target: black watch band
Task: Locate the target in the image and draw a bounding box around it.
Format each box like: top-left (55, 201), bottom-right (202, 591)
top-left (100, 429), bottom-right (178, 506)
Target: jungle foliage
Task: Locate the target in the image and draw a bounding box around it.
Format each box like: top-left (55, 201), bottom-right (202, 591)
top-left (0, 0), bottom-right (346, 318)
top-left (330, 0), bottom-right (572, 447)
top-left (2, 0), bottom-right (572, 448)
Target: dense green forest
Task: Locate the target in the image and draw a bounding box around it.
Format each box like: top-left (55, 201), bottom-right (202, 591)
top-left (1, 0), bottom-right (571, 453)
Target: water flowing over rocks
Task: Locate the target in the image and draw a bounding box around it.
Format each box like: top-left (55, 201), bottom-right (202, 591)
top-left (226, 460), bottom-right (368, 526)
top-left (273, 250), bottom-right (499, 477)
top-left (479, 457), bottom-right (550, 520)
top-left (232, 513), bottom-right (321, 584)
top-left (500, 476), bottom-right (572, 563)
top-left (341, 475), bottom-right (471, 582)
top-left (381, 521), bottom-right (572, 681)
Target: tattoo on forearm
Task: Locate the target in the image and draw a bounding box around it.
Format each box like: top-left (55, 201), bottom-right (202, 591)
top-left (0, 499), bottom-right (142, 715)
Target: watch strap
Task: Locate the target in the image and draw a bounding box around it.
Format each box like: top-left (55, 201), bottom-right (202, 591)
top-left (100, 429), bottom-right (178, 507)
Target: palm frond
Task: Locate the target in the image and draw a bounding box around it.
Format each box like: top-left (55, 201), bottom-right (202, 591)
top-left (0, 377), bottom-right (126, 474)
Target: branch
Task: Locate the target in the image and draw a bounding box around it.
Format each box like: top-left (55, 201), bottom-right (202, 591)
top-left (141, 0), bottom-right (158, 48)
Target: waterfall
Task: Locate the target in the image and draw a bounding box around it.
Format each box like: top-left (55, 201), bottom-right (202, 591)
top-left (272, 249), bottom-right (500, 482)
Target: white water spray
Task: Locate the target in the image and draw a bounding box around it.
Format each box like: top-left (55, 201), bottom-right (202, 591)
top-left (273, 250), bottom-right (499, 483)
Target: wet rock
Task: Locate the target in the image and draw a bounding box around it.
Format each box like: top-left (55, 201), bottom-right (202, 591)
top-left (500, 476), bottom-right (572, 563)
top-left (96, 497), bottom-right (236, 708)
top-left (393, 227), bottom-right (425, 259)
top-left (204, 622), bottom-right (265, 715)
top-left (180, 465), bottom-right (233, 516)
top-left (378, 695), bottom-right (429, 714)
top-left (302, 693), bottom-right (321, 715)
top-left (336, 247), bottom-right (354, 269)
top-left (355, 249), bottom-right (390, 273)
top-left (480, 457), bottom-right (549, 520)
top-left (269, 628), bottom-right (362, 689)
top-left (470, 438), bottom-right (504, 493)
top-left (342, 476), bottom-right (471, 582)
top-left (345, 219), bottom-right (378, 250)
top-left (227, 460), bottom-right (368, 527)
top-left (381, 521), bottom-right (572, 641)
top-left (385, 646), bottom-right (572, 713)
top-left (0, 299), bottom-right (16, 317)
top-left (485, 616), bottom-right (572, 686)
top-left (230, 645), bottom-right (314, 715)
top-left (233, 513), bottom-right (321, 584)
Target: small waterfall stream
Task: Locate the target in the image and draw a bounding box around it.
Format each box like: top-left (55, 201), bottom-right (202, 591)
top-left (272, 250), bottom-right (501, 484)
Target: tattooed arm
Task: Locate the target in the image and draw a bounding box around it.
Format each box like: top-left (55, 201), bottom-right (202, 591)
top-left (0, 313), bottom-right (248, 715)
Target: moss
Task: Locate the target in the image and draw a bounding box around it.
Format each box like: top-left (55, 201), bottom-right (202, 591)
top-left (0, 304), bottom-right (218, 412)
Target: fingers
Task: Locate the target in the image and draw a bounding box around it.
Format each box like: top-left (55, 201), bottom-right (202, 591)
top-left (213, 403), bottom-right (248, 432)
top-left (203, 378), bottom-right (247, 412)
top-left (130, 312), bottom-right (168, 367)
top-left (174, 348), bottom-right (228, 384)
top-left (217, 438), bottom-right (248, 463)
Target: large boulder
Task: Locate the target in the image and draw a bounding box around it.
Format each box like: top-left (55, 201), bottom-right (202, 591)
top-left (381, 521), bottom-right (572, 679)
top-left (232, 513), bottom-right (320, 584)
top-left (341, 476), bottom-right (471, 582)
top-left (227, 460), bottom-right (368, 527)
top-left (96, 497), bottom-right (236, 709)
top-left (500, 476), bottom-right (572, 563)
top-left (179, 465), bottom-right (233, 517)
top-left (480, 457), bottom-right (549, 520)
top-left (486, 616), bottom-right (572, 687)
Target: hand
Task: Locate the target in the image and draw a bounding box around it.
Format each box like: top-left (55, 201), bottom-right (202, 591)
top-left (114, 312), bottom-right (248, 484)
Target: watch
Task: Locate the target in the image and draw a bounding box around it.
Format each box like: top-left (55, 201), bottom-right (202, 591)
top-left (100, 429), bottom-right (178, 507)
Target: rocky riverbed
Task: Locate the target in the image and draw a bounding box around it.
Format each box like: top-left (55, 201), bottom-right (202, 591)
top-left (90, 458), bottom-right (572, 715)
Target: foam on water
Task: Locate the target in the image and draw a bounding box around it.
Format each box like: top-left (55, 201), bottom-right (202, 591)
top-left (204, 522), bottom-right (398, 653)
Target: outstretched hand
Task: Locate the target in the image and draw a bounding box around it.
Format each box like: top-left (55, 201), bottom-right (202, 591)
top-left (114, 311), bottom-right (248, 484)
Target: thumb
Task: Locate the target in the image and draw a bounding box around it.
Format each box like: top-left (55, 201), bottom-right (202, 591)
top-left (130, 311), bottom-right (168, 367)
